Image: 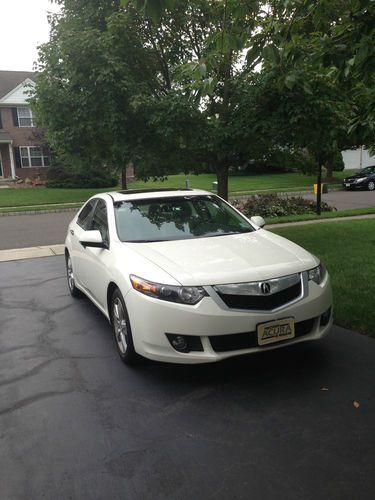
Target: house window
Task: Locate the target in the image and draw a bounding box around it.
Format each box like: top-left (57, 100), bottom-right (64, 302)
top-left (17, 107), bottom-right (35, 127)
top-left (20, 146), bottom-right (50, 167)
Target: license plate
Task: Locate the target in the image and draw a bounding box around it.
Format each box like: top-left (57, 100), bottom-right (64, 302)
top-left (257, 318), bottom-right (295, 346)
top-left (345, 183), bottom-right (351, 187)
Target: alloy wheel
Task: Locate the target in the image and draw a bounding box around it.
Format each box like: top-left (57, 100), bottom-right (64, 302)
top-left (67, 257), bottom-right (75, 292)
top-left (113, 298), bottom-right (128, 354)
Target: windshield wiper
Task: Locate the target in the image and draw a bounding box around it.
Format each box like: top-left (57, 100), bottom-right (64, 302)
top-left (125, 239), bottom-right (165, 243)
top-left (197, 230), bottom-right (251, 238)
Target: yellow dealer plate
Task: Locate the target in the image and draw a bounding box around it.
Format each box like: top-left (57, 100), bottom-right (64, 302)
top-left (257, 318), bottom-right (295, 346)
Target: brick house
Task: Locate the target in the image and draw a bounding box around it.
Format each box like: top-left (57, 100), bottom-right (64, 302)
top-left (0, 70), bottom-right (49, 183)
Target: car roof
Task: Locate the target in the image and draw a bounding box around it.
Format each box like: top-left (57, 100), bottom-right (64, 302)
top-left (106, 188), bottom-right (213, 202)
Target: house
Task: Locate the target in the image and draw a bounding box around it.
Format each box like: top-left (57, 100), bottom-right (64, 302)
top-left (0, 70), bottom-right (49, 183)
top-left (342, 147), bottom-right (375, 170)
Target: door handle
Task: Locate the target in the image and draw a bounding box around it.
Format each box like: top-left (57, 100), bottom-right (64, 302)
top-left (70, 229), bottom-right (74, 235)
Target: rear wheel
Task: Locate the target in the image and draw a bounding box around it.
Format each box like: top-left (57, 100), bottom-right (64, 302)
top-left (368, 180), bottom-right (375, 191)
top-left (66, 253), bottom-right (81, 297)
top-left (111, 289), bottom-right (138, 364)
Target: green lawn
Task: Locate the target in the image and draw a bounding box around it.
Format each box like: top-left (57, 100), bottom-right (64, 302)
top-left (0, 187), bottom-right (112, 208)
top-left (271, 219), bottom-right (375, 338)
top-left (131, 171), bottom-right (347, 194)
top-left (0, 171), bottom-right (349, 209)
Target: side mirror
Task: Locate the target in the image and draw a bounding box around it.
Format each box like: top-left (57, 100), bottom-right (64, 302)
top-left (250, 216), bottom-right (266, 229)
top-left (79, 230), bottom-right (108, 249)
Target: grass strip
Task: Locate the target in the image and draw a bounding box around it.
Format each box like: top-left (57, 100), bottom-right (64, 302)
top-left (266, 207), bottom-right (375, 224)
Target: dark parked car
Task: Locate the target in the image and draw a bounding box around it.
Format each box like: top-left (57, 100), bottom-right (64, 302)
top-left (343, 166), bottom-right (375, 191)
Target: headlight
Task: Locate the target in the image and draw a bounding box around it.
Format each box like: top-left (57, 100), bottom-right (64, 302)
top-left (130, 275), bottom-right (207, 305)
top-left (308, 263), bottom-right (326, 285)
top-left (355, 177), bottom-right (367, 183)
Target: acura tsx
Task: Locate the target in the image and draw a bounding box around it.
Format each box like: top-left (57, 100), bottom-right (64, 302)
top-left (65, 189), bottom-right (332, 364)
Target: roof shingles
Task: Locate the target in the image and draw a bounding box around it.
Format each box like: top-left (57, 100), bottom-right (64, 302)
top-left (0, 70), bottom-right (37, 100)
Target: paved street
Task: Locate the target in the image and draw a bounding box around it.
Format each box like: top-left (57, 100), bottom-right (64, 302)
top-left (0, 190), bottom-right (374, 250)
top-left (1, 256), bottom-right (374, 499)
top-left (0, 210), bottom-right (76, 250)
top-left (299, 188), bottom-right (375, 210)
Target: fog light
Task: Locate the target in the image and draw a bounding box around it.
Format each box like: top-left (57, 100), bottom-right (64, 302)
top-left (166, 333), bottom-right (204, 353)
top-left (320, 307), bottom-right (331, 326)
top-left (169, 335), bottom-right (189, 353)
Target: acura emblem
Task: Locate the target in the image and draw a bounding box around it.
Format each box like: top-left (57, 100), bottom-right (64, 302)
top-left (260, 282), bottom-right (271, 294)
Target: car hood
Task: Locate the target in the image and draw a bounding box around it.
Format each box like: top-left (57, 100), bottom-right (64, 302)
top-left (126, 230), bottom-right (318, 286)
top-left (345, 173), bottom-right (370, 180)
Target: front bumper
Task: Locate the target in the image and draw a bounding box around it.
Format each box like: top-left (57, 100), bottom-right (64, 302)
top-left (124, 274), bottom-right (333, 364)
top-left (343, 180), bottom-right (366, 189)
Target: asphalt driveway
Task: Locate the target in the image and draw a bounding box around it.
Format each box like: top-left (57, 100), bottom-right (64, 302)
top-left (1, 256), bottom-right (374, 499)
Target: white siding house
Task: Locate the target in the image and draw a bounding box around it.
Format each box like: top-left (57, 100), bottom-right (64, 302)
top-left (342, 147), bottom-right (375, 170)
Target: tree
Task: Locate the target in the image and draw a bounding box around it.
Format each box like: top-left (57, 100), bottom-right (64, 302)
top-left (31, 0), bottom-right (147, 188)
top-left (33, 0), bottom-right (277, 199)
top-left (101, 0), bottom-right (270, 199)
top-left (242, 0), bottom-right (366, 212)
top-left (257, 0), bottom-right (375, 151)
top-left (120, 0), bottom-right (363, 198)
top-left (33, 0), bottom-right (367, 200)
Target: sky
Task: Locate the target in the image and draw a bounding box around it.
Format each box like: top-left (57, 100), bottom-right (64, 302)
top-left (0, 0), bottom-right (60, 71)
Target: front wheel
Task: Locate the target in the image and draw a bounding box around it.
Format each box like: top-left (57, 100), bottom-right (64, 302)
top-left (368, 180), bottom-right (375, 191)
top-left (66, 253), bottom-right (81, 298)
top-left (111, 289), bottom-right (138, 364)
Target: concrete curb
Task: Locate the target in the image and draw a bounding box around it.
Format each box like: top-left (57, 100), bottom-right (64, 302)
top-left (0, 244), bottom-right (65, 262)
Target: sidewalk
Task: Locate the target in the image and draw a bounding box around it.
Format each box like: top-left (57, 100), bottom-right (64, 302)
top-left (0, 244), bottom-right (65, 262)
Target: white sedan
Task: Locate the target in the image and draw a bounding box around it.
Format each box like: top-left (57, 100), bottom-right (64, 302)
top-left (65, 189), bottom-right (332, 364)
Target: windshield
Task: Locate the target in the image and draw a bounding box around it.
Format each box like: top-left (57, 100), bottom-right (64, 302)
top-left (114, 195), bottom-right (254, 242)
top-left (359, 167), bottom-right (374, 175)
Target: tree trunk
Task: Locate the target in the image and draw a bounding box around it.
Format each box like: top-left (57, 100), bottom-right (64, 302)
top-left (326, 164), bottom-right (334, 183)
top-left (121, 165), bottom-right (127, 190)
top-left (217, 165), bottom-right (229, 200)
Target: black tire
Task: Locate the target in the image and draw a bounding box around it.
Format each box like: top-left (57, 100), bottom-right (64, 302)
top-left (368, 180), bottom-right (375, 191)
top-left (111, 288), bottom-right (138, 364)
top-left (65, 253), bottom-right (82, 298)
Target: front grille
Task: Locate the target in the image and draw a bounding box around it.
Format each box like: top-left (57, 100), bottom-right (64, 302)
top-left (217, 281), bottom-right (302, 311)
top-left (209, 318), bottom-right (315, 353)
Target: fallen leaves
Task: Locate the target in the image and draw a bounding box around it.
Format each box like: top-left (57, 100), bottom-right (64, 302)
top-left (320, 387), bottom-right (361, 410)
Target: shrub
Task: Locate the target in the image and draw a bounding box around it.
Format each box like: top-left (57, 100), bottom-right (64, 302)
top-left (233, 194), bottom-right (336, 219)
top-left (47, 159), bottom-right (118, 188)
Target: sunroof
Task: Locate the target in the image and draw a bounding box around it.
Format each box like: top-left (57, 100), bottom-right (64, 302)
top-left (117, 188), bottom-right (193, 195)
